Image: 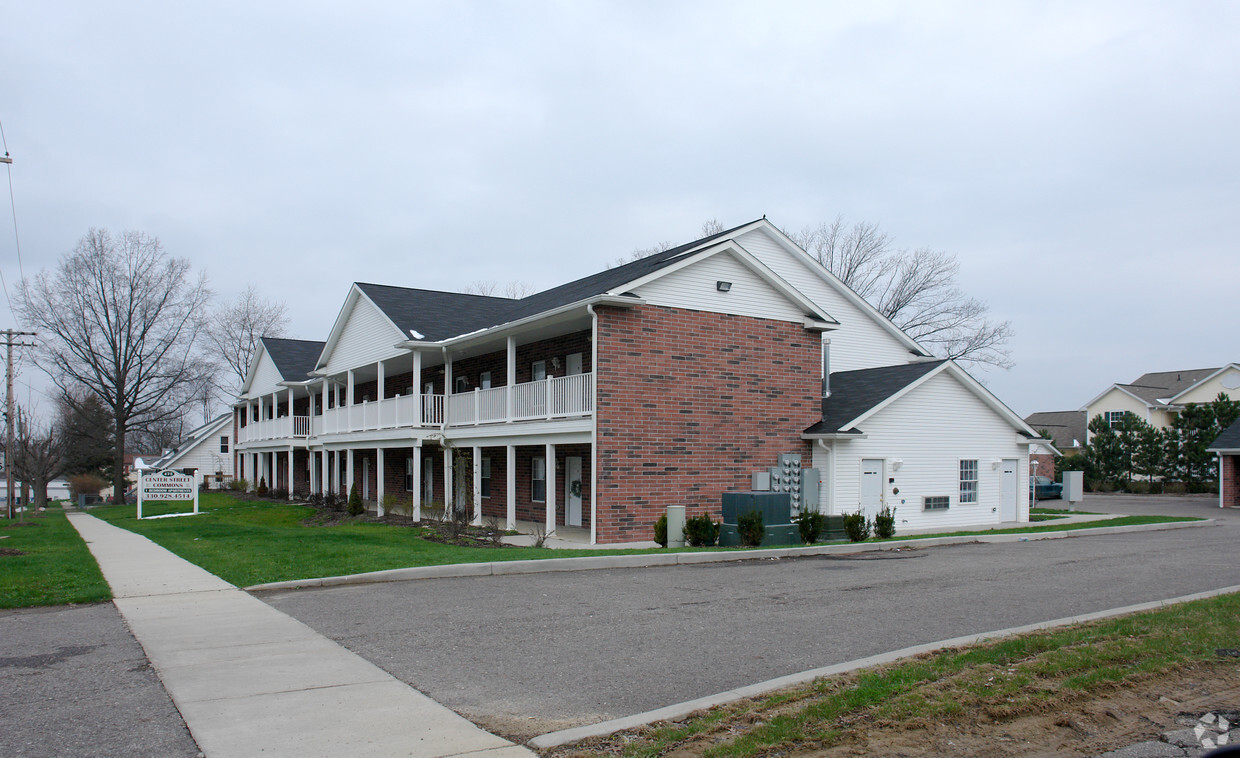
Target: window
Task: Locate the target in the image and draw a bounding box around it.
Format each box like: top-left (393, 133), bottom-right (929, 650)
top-left (481, 458), bottom-right (492, 498)
top-left (455, 376), bottom-right (468, 393)
top-left (532, 360), bottom-right (546, 381)
top-left (923, 496), bottom-right (950, 511)
top-left (219, 436), bottom-right (229, 454)
top-left (480, 371), bottom-right (492, 389)
top-left (424, 381), bottom-right (434, 395)
top-left (959, 459), bottom-right (978, 504)
top-left (405, 458), bottom-right (414, 492)
top-left (1105, 410), bottom-right (1126, 428)
top-left (532, 456), bottom-right (546, 502)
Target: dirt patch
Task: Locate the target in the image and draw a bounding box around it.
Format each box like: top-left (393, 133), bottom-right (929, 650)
top-left (559, 662), bottom-right (1240, 757)
top-left (0, 547), bottom-right (26, 556)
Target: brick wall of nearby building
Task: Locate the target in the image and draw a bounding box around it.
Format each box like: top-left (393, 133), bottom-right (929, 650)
top-left (516, 330), bottom-right (592, 383)
top-left (594, 304), bottom-right (818, 543)
top-left (1224, 454), bottom-right (1239, 508)
top-left (1030, 453), bottom-right (1055, 482)
top-left (293, 450), bottom-right (311, 496)
top-left (452, 352), bottom-right (510, 391)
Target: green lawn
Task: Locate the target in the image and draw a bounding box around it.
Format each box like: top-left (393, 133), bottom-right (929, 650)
top-left (87, 494), bottom-right (1203, 588)
top-left (583, 591), bottom-right (1240, 758)
top-left (0, 506), bottom-right (111, 609)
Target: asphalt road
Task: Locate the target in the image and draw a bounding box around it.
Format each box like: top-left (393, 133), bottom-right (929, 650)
top-left (264, 496), bottom-right (1240, 738)
top-left (0, 602), bottom-right (200, 757)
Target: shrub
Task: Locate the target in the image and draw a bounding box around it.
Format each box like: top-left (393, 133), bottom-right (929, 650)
top-left (843, 509), bottom-right (871, 542)
top-left (256, 477), bottom-right (269, 497)
top-left (347, 485), bottom-right (364, 516)
top-left (324, 491), bottom-right (343, 511)
top-left (653, 513), bottom-right (668, 547)
top-left (228, 478), bottom-right (249, 492)
top-left (200, 477), bottom-right (211, 491)
top-left (269, 487), bottom-right (289, 500)
top-left (874, 505), bottom-right (896, 539)
top-left (795, 509), bottom-right (825, 544)
top-left (68, 473), bottom-right (108, 500)
top-left (1125, 480), bottom-right (1150, 494)
top-left (1163, 481), bottom-right (1187, 495)
top-left (683, 513), bottom-right (720, 547)
top-left (737, 509), bottom-right (764, 547)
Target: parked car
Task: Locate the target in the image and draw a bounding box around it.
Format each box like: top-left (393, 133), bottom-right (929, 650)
top-left (1030, 475), bottom-right (1063, 500)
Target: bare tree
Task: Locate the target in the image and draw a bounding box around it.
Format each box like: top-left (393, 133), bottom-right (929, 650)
top-left (785, 217), bottom-right (1013, 369)
top-left (206, 285), bottom-right (289, 393)
top-left (462, 280), bottom-right (534, 299)
top-left (700, 218), bottom-right (726, 236)
top-left (19, 228), bottom-right (213, 503)
top-left (608, 240), bottom-right (673, 269)
top-left (10, 407), bottom-right (66, 513)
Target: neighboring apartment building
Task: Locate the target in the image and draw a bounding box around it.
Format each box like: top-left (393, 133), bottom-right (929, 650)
top-left (233, 219), bottom-right (1048, 543)
top-left (1082, 365), bottom-right (1240, 432)
top-left (146, 414), bottom-right (234, 488)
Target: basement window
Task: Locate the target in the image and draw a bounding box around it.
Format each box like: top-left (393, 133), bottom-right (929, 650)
top-left (923, 496), bottom-right (950, 511)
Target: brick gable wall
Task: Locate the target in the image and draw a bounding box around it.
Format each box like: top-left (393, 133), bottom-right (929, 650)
top-left (594, 304), bottom-right (819, 543)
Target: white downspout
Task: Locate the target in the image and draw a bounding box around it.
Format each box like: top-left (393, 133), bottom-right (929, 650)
top-left (815, 439), bottom-right (833, 515)
top-left (587, 303), bottom-right (599, 545)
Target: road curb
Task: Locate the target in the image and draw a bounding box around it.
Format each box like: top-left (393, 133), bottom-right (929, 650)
top-left (244, 518), bottom-right (1214, 592)
top-left (527, 581), bottom-right (1240, 750)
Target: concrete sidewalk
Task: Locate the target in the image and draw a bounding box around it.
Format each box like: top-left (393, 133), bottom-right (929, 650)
top-left (67, 511), bottom-right (533, 758)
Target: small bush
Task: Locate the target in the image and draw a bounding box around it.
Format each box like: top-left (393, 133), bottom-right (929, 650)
top-left (737, 509), bottom-right (764, 547)
top-left (269, 487), bottom-right (289, 500)
top-left (228, 478), bottom-right (249, 492)
top-left (68, 473), bottom-right (108, 500)
top-left (256, 477), bottom-right (269, 497)
top-left (683, 513), bottom-right (720, 547)
top-left (843, 509), bottom-right (871, 542)
top-left (347, 485), bottom-right (364, 516)
top-left (795, 509), bottom-right (825, 544)
top-left (1163, 481), bottom-right (1187, 495)
top-left (1125, 480), bottom-right (1150, 494)
top-left (653, 513), bottom-right (668, 547)
top-left (874, 505), bottom-right (896, 539)
top-left (200, 477), bottom-right (211, 491)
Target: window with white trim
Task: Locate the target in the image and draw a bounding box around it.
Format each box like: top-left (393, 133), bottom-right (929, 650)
top-left (481, 458), bottom-right (492, 498)
top-left (1105, 410), bottom-right (1126, 428)
top-left (480, 371), bottom-right (492, 389)
top-left (532, 456), bottom-right (546, 502)
top-left (405, 457), bottom-right (414, 492)
top-left (959, 459), bottom-right (978, 503)
top-left (219, 436), bottom-right (229, 454)
top-left (532, 360), bottom-right (546, 381)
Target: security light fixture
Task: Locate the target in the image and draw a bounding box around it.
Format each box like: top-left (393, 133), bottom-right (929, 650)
top-left (716, 281), bottom-right (732, 292)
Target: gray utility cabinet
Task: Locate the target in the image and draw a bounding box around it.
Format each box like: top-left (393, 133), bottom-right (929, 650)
top-left (719, 491), bottom-right (798, 547)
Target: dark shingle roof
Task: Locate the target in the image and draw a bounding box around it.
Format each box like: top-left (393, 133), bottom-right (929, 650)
top-left (804, 360), bottom-right (946, 435)
top-left (261, 337), bottom-right (327, 382)
top-left (356, 284), bottom-right (514, 342)
top-left (1209, 417), bottom-right (1240, 452)
top-left (357, 220), bottom-right (769, 342)
top-left (1120, 367), bottom-right (1219, 405)
top-left (1024, 410), bottom-right (1087, 450)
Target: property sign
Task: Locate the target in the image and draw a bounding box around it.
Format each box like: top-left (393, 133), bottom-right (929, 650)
top-left (141, 469), bottom-right (196, 500)
top-left (137, 468), bottom-right (200, 519)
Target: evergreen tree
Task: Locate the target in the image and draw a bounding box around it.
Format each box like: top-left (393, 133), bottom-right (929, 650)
top-left (1086, 414), bottom-right (1125, 486)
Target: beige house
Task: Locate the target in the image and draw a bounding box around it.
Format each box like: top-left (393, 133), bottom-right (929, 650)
top-left (1082, 364), bottom-right (1240, 432)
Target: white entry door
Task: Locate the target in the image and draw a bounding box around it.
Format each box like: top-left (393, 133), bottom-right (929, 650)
top-left (1000, 459), bottom-right (1018, 521)
top-left (566, 352), bottom-right (583, 376)
top-left (565, 456), bottom-right (583, 526)
top-left (860, 459), bottom-right (884, 519)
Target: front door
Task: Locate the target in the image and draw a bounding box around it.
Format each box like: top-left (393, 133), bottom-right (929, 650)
top-left (566, 352), bottom-right (583, 376)
top-left (363, 458), bottom-right (370, 501)
top-left (422, 457), bottom-right (434, 504)
top-left (565, 456), bottom-right (583, 526)
top-left (860, 459), bottom-right (884, 519)
top-left (1001, 459), bottom-right (1018, 521)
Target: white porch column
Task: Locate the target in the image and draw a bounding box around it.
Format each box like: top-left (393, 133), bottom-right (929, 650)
top-left (412, 350), bottom-right (423, 425)
top-left (445, 355), bottom-right (453, 407)
top-left (346, 370), bottom-right (355, 432)
top-left (545, 443), bottom-right (556, 535)
top-left (376, 447), bottom-right (386, 516)
top-left (321, 381), bottom-right (329, 432)
top-left (472, 445), bottom-right (482, 525)
top-left (444, 447), bottom-right (454, 515)
top-left (506, 444), bottom-right (516, 531)
top-left (320, 450), bottom-right (328, 495)
top-left (288, 387), bottom-right (296, 436)
top-left (506, 336), bottom-right (517, 422)
top-left (346, 448), bottom-right (355, 499)
top-left (251, 453), bottom-right (258, 490)
top-left (377, 361), bottom-right (385, 400)
top-left (288, 446), bottom-right (295, 499)
top-left (412, 442), bottom-right (422, 521)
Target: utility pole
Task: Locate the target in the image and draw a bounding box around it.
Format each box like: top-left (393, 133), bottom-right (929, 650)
top-left (3, 329), bottom-right (37, 519)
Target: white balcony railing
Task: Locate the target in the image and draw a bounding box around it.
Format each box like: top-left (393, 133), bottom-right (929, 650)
top-left (238, 374), bottom-right (592, 443)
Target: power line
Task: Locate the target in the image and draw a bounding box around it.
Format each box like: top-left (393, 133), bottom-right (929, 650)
top-left (0, 117), bottom-right (21, 324)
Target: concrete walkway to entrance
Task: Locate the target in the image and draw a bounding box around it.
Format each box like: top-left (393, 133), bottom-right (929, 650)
top-left (67, 511), bottom-right (533, 758)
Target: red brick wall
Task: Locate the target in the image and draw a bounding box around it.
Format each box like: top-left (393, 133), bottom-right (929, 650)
top-left (1030, 453), bottom-right (1055, 482)
top-left (293, 450), bottom-right (311, 496)
top-left (452, 351), bottom-right (510, 390)
top-left (516, 331), bottom-right (591, 383)
top-left (594, 304), bottom-right (819, 543)
top-left (1224, 455), bottom-right (1239, 508)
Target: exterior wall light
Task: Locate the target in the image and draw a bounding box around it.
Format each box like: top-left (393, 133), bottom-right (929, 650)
top-left (716, 281), bottom-right (732, 292)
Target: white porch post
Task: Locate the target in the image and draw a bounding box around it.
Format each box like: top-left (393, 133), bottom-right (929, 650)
top-left (412, 350), bottom-right (423, 425)
top-left (377, 360), bottom-right (385, 400)
top-left (288, 446), bottom-right (295, 499)
top-left (444, 447), bottom-right (454, 515)
top-left (320, 450), bottom-right (329, 495)
top-left (506, 337), bottom-right (516, 422)
top-left (506, 444), bottom-right (516, 531)
top-left (321, 381), bottom-right (329, 432)
top-left (412, 442), bottom-right (422, 521)
top-left (376, 447), bottom-right (385, 516)
top-left (346, 370), bottom-right (355, 431)
top-left (346, 448), bottom-right (355, 499)
top-left (251, 453), bottom-right (258, 490)
top-left (472, 445), bottom-right (482, 525)
top-left (545, 443), bottom-right (556, 535)
top-left (444, 354), bottom-right (453, 422)
top-left (288, 387), bottom-right (295, 435)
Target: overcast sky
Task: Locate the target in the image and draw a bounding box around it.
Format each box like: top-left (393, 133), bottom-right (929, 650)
top-left (2, 1), bottom-right (1237, 417)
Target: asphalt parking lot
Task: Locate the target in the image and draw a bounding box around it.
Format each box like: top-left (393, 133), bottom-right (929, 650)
top-left (265, 496), bottom-right (1240, 738)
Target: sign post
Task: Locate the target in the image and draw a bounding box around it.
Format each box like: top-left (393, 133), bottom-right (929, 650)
top-left (137, 469), bottom-right (199, 520)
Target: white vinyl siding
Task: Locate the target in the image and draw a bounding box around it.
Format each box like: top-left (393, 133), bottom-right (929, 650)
top-left (736, 228), bottom-right (920, 372)
top-left (158, 420), bottom-right (235, 486)
top-left (319, 294), bottom-right (407, 376)
top-left (631, 251), bottom-right (806, 323)
top-left (813, 369), bottom-right (1029, 531)
top-left (245, 350), bottom-right (286, 398)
